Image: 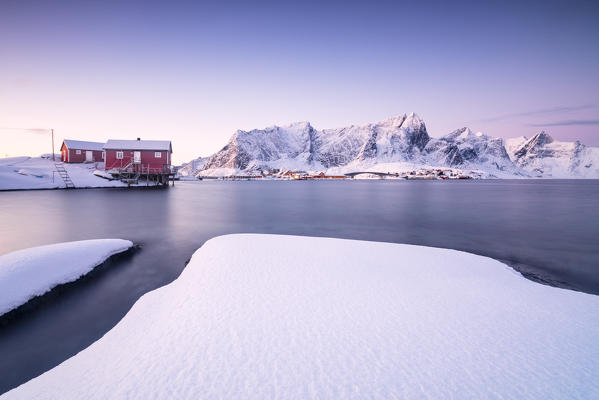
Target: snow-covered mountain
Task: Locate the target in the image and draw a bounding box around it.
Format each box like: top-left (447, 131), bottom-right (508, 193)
top-left (508, 131), bottom-right (599, 178)
top-left (505, 136), bottom-right (528, 156)
top-left (315, 113), bottom-right (430, 167)
top-left (199, 113), bottom-right (435, 176)
top-left (190, 113), bottom-right (599, 178)
top-left (178, 156), bottom-right (209, 177)
top-left (423, 127), bottom-right (522, 175)
top-left (201, 121), bottom-right (316, 175)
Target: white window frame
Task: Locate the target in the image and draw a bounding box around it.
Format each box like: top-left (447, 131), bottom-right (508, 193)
top-left (102, 151), bottom-right (105, 160)
top-left (155, 152), bottom-right (162, 158)
top-left (116, 151), bottom-right (123, 160)
top-left (75, 149), bottom-right (81, 155)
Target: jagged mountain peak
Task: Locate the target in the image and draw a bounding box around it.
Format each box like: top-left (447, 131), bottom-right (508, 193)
top-left (445, 127), bottom-right (471, 140)
top-left (280, 121), bottom-right (314, 130)
top-left (402, 112), bottom-right (425, 129)
top-left (530, 131), bottom-right (554, 145)
top-left (373, 112), bottom-right (425, 131)
top-left (443, 127), bottom-right (488, 141)
top-left (376, 113), bottom-right (407, 127)
top-left (513, 131), bottom-right (554, 158)
top-left (372, 112), bottom-right (424, 129)
top-left (236, 121), bottom-right (315, 136)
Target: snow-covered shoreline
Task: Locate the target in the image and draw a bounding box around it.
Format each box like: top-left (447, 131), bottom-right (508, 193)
top-left (0, 239), bottom-right (134, 317)
top-left (0, 157), bottom-right (159, 190)
top-left (4, 234), bottom-right (598, 399)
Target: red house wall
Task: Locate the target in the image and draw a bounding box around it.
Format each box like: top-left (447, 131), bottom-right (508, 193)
top-left (104, 149), bottom-right (171, 173)
top-left (61, 144), bottom-right (104, 163)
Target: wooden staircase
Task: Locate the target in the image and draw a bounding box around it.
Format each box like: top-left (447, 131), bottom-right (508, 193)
top-left (54, 163), bottom-right (76, 188)
top-left (107, 161), bottom-right (173, 187)
top-left (116, 162), bottom-right (140, 184)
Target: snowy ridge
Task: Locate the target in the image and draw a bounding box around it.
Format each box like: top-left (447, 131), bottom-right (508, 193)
top-left (178, 156), bottom-right (209, 177)
top-left (0, 239), bottom-right (133, 316)
top-left (510, 131), bottom-right (599, 178)
top-left (5, 235), bottom-right (599, 399)
top-left (424, 127), bottom-right (522, 176)
top-left (194, 113), bottom-right (599, 178)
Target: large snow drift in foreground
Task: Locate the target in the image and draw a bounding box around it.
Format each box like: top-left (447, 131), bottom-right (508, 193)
top-left (5, 235), bottom-right (599, 399)
top-left (0, 239), bottom-right (133, 316)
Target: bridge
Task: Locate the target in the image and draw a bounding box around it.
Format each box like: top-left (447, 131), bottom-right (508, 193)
top-left (344, 171), bottom-right (403, 179)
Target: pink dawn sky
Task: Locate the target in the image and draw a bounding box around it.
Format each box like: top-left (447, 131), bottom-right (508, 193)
top-left (1, 0), bottom-right (598, 164)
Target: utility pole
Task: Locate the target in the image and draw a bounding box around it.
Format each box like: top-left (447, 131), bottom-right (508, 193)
top-left (51, 128), bottom-right (55, 161)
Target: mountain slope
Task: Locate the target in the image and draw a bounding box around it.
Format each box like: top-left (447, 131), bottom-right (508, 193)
top-left (509, 132), bottom-right (599, 178)
top-left (202, 122), bottom-right (316, 173)
top-left (424, 128), bottom-right (521, 174)
top-left (178, 156), bottom-right (209, 177)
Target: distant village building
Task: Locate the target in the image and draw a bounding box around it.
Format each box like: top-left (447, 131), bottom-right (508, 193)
top-left (60, 140), bottom-right (105, 163)
top-left (103, 139), bottom-right (173, 173)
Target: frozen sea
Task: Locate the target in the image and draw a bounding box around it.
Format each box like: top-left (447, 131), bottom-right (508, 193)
top-left (0, 179), bottom-right (598, 394)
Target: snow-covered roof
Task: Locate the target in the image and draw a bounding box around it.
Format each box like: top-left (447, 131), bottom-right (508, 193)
top-left (104, 140), bottom-right (172, 152)
top-left (62, 139), bottom-right (105, 151)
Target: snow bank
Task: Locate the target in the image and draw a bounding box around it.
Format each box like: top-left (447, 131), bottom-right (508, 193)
top-left (0, 239), bottom-right (133, 316)
top-left (0, 157), bottom-right (157, 190)
top-left (4, 235), bottom-right (599, 399)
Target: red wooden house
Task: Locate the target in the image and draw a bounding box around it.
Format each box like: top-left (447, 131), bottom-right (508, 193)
top-left (103, 139), bottom-right (173, 174)
top-left (60, 140), bottom-right (105, 163)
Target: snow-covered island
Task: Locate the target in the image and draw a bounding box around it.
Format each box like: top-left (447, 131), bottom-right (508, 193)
top-left (0, 156), bottom-right (158, 190)
top-left (0, 239), bottom-right (133, 317)
top-left (4, 235), bottom-right (598, 399)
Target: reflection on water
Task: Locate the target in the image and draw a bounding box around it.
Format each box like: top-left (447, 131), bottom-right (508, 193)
top-left (0, 179), bottom-right (598, 393)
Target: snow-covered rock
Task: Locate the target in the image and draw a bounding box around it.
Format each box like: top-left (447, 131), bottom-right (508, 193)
top-left (5, 234), bottom-right (599, 399)
top-left (0, 239), bottom-right (133, 316)
top-left (508, 131), bottom-right (599, 178)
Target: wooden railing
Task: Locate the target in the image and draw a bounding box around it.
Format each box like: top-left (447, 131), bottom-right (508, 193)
top-left (108, 162), bottom-right (172, 175)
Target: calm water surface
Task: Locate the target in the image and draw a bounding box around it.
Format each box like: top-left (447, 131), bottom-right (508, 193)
top-left (0, 180), bottom-right (598, 393)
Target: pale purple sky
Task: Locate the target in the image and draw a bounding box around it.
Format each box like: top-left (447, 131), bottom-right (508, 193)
top-left (1, 0), bottom-right (598, 163)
